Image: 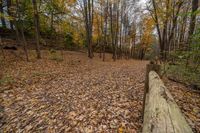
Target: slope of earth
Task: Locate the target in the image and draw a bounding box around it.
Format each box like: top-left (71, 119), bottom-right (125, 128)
top-left (0, 51), bottom-right (148, 132)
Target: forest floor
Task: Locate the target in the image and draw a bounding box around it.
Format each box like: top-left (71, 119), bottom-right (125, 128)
top-left (0, 50), bottom-right (199, 133)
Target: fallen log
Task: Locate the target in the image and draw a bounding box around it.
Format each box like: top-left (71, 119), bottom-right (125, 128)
top-left (142, 63), bottom-right (160, 119)
top-left (142, 71), bottom-right (193, 133)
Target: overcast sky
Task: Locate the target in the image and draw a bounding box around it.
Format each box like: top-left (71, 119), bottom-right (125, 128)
top-left (139, 0), bottom-right (148, 9)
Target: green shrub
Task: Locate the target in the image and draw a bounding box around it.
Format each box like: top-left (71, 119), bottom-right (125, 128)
top-left (163, 63), bottom-right (200, 88)
top-left (64, 33), bottom-right (74, 49)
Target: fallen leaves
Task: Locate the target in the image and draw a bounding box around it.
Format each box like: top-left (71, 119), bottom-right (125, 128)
top-left (0, 51), bottom-right (147, 132)
top-left (165, 79), bottom-right (200, 133)
top-left (1, 51), bottom-right (199, 133)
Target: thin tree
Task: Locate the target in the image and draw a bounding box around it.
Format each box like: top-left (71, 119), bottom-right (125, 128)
top-left (188, 0), bottom-right (199, 44)
top-left (7, 0), bottom-right (14, 29)
top-left (102, 0), bottom-right (108, 61)
top-left (83, 0), bottom-right (94, 58)
top-left (150, 0), bottom-right (163, 59)
top-left (32, 0), bottom-right (41, 59)
top-left (109, 2), bottom-right (115, 60)
top-left (0, 0), bottom-right (6, 27)
top-left (16, 0), bottom-right (29, 61)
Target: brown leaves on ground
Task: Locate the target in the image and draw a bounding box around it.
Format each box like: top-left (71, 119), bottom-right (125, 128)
top-left (0, 50), bottom-right (199, 133)
top-left (165, 79), bottom-right (200, 133)
top-left (1, 51), bottom-right (147, 132)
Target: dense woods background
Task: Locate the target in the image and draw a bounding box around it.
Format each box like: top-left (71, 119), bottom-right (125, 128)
top-left (0, 0), bottom-right (200, 132)
top-left (0, 0), bottom-right (199, 87)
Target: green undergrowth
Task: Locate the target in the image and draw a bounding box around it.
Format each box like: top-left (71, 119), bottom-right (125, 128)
top-left (162, 63), bottom-right (200, 89)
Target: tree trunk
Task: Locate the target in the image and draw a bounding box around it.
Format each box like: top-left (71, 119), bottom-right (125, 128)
top-left (7, 0), bottom-right (13, 30)
top-left (99, 0), bottom-right (104, 59)
top-left (113, 1), bottom-right (119, 61)
top-left (14, 0), bottom-right (21, 45)
top-left (168, 2), bottom-right (183, 50)
top-left (83, 0), bottom-right (94, 59)
top-left (16, 0), bottom-right (29, 61)
top-left (109, 3), bottom-right (115, 61)
top-left (118, 14), bottom-right (122, 59)
top-left (151, 0), bottom-right (163, 59)
top-left (20, 21), bottom-right (29, 61)
top-left (178, 5), bottom-right (189, 49)
top-left (32, 0), bottom-right (41, 59)
top-left (188, 0), bottom-right (199, 44)
top-left (102, 0), bottom-right (108, 62)
top-left (88, 0), bottom-right (93, 58)
top-left (0, 37), bottom-right (5, 59)
top-left (50, 0), bottom-right (54, 33)
top-left (0, 0), bottom-right (6, 27)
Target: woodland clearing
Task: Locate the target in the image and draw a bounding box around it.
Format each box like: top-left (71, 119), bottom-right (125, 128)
top-left (0, 51), bottom-right (199, 132)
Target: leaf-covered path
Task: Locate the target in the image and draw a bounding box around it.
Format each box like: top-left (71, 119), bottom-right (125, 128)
top-left (1, 51), bottom-right (199, 133)
top-left (1, 51), bottom-right (147, 132)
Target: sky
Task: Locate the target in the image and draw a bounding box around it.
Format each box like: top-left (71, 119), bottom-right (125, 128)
top-left (140, 0), bottom-right (148, 3)
top-left (139, 0), bottom-right (149, 10)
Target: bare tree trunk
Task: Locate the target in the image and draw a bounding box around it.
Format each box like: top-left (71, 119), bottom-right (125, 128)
top-left (186, 0), bottom-right (199, 67)
top-left (83, 0), bottom-right (94, 58)
top-left (32, 0), bottom-right (41, 59)
top-left (16, 0), bottom-right (29, 61)
top-left (90, 0), bottom-right (94, 57)
top-left (114, 1), bottom-right (119, 61)
top-left (168, 2), bottom-right (183, 50)
top-left (99, 0), bottom-right (104, 59)
top-left (50, 0), bottom-right (54, 33)
top-left (119, 0), bottom-right (124, 59)
top-left (88, 0), bottom-right (94, 58)
top-left (109, 2), bottom-right (115, 61)
top-left (162, 0), bottom-right (170, 60)
top-left (0, 37), bottom-right (5, 59)
top-left (14, 20), bottom-right (20, 45)
top-left (151, 0), bottom-right (163, 59)
top-left (7, 0), bottom-right (13, 30)
top-left (0, 0), bottom-right (6, 27)
top-left (20, 21), bottom-right (29, 61)
top-left (178, 6), bottom-right (189, 49)
top-left (96, 8), bottom-right (102, 59)
top-left (188, 0), bottom-right (199, 45)
top-left (119, 12), bottom-right (122, 59)
top-left (10, 0), bottom-right (20, 44)
top-left (102, 0), bottom-right (108, 62)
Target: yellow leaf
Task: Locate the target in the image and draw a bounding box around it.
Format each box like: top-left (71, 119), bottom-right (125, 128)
top-left (119, 127), bottom-right (123, 133)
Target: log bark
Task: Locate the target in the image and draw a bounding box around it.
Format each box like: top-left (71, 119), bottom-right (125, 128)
top-left (142, 71), bottom-right (193, 133)
top-left (142, 63), bottom-right (160, 119)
